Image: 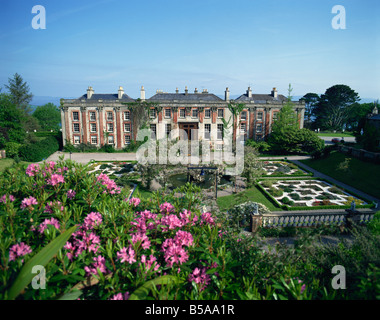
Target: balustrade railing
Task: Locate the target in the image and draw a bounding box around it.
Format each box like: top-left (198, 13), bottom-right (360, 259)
top-left (260, 212), bottom-right (374, 229)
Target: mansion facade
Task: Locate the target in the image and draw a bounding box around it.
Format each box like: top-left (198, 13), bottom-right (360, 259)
top-left (60, 85), bottom-right (305, 150)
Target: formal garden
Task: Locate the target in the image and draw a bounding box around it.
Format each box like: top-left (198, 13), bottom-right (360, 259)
top-left (0, 158), bottom-right (379, 300)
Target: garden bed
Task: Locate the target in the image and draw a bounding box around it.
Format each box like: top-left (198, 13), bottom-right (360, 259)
top-left (261, 161), bottom-right (311, 177)
top-left (258, 179), bottom-right (373, 210)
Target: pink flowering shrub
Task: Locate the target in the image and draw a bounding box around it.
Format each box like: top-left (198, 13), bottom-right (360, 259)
top-left (0, 159), bottom-right (344, 301)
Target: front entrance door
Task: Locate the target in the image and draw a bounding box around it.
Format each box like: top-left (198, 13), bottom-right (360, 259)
top-left (179, 123), bottom-right (199, 141)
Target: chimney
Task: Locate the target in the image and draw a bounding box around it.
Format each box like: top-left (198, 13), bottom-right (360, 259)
top-left (247, 86), bottom-right (252, 98)
top-left (225, 87), bottom-right (230, 102)
top-left (118, 86), bottom-right (124, 99)
top-left (87, 86), bottom-right (94, 99)
top-left (140, 86), bottom-right (145, 101)
top-left (175, 87), bottom-right (179, 94)
top-left (194, 88), bottom-right (198, 93)
top-left (185, 86), bottom-right (188, 95)
top-left (271, 87), bottom-right (278, 99)
top-left (373, 106), bottom-right (378, 115)
top-left (202, 89), bottom-right (208, 94)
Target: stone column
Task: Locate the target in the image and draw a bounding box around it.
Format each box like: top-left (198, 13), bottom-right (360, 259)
top-left (97, 106), bottom-right (104, 146)
top-left (265, 107), bottom-right (271, 138)
top-left (62, 106), bottom-right (70, 145)
top-left (115, 106), bottom-right (122, 149)
top-left (80, 106), bottom-right (87, 145)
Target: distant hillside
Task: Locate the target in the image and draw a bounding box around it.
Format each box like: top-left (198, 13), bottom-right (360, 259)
top-left (30, 96), bottom-right (76, 112)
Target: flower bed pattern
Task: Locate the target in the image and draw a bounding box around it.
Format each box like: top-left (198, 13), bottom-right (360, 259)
top-left (262, 161), bottom-right (308, 176)
top-left (259, 179), bottom-right (367, 207)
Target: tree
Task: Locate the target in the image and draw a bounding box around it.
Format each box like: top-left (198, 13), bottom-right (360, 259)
top-left (123, 99), bottom-right (152, 142)
top-left (314, 85), bottom-right (360, 131)
top-left (0, 93), bottom-right (26, 148)
top-left (268, 84), bottom-right (324, 155)
top-left (222, 101), bottom-right (246, 150)
top-left (348, 101), bottom-right (378, 134)
top-left (5, 73), bottom-right (33, 114)
top-left (33, 103), bottom-right (61, 131)
top-left (300, 92), bottom-right (319, 128)
top-left (242, 146), bottom-right (264, 187)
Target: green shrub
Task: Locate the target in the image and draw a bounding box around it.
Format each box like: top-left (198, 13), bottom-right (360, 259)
top-left (268, 187), bottom-right (283, 197)
top-left (261, 180), bottom-right (273, 188)
top-left (4, 142), bottom-right (21, 158)
top-left (18, 136), bottom-right (59, 162)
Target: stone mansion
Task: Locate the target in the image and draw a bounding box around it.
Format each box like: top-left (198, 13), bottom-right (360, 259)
top-left (60, 86), bottom-right (305, 150)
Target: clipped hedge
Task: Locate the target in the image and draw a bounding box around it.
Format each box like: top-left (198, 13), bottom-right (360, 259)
top-left (19, 136), bottom-right (59, 162)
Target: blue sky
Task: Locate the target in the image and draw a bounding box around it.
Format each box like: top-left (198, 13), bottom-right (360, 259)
top-left (0, 0), bottom-right (379, 101)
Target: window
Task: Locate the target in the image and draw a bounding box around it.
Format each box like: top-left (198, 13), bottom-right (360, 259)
top-left (124, 111), bottom-right (130, 121)
top-left (240, 123), bottom-right (246, 132)
top-left (165, 108), bottom-right (171, 119)
top-left (273, 112), bottom-right (278, 120)
top-left (192, 109), bottom-right (198, 118)
top-left (107, 112), bottom-right (113, 121)
top-left (257, 112), bottom-right (263, 121)
top-left (241, 111), bottom-right (247, 120)
top-left (256, 124), bottom-right (263, 133)
top-left (124, 123), bottom-right (131, 132)
top-left (218, 109), bottom-right (224, 118)
top-left (108, 135), bottom-right (114, 145)
top-left (107, 123), bottom-right (114, 132)
top-left (91, 136), bottom-right (98, 145)
top-left (125, 135), bottom-right (131, 145)
top-left (217, 124), bottom-right (223, 140)
top-left (73, 123), bottom-right (80, 133)
top-left (150, 124), bottom-right (156, 139)
top-left (205, 109), bottom-right (211, 118)
top-left (179, 109), bottom-right (185, 118)
top-left (73, 112), bottom-right (79, 121)
top-left (89, 112), bottom-right (96, 121)
top-left (90, 123), bottom-right (97, 133)
top-left (74, 136), bottom-right (80, 145)
top-left (165, 124), bottom-right (171, 138)
top-left (204, 124), bottom-right (211, 140)
top-left (150, 109), bottom-right (156, 118)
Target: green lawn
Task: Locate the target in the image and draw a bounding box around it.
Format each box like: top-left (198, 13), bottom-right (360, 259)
top-left (317, 132), bottom-right (355, 137)
top-left (300, 151), bottom-right (380, 199)
top-left (217, 184), bottom-right (281, 212)
top-left (0, 159), bottom-right (32, 172)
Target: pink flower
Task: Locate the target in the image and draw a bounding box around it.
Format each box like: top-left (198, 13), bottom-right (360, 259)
top-left (160, 202), bottom-right (175, 214)
top-left (140, 254), bottom-right (160, 273)
top-left (117, 246), bottom-right (136, 264)
top-left (26, 163), bottom-right (40, 177)
top-left (67, 189), bottom-right (76, 199)
top-left (49, 174), bottom-right (65, 186)
top-left (9, 242), bottom-right (32, 262)
top-left (188, 267), bottom-right (211, 292)
top-left (174, 230), bottom-right (193, 247)
top-left (83, 212), bottom-right (103, 230)
top-left (161, 239), bottom-right (189, 267)
top-left (109, 292), bottom-right (130, 300)
top-left (200, 212), bottom-right (215, 226)
top-left (97, 173), bottom-right (121, 194)
top-left (20, 196), bottom-right (38, 210)
top-left (160, 214), bottom-right (182, 231)
top-left (38, 218), bottom-right (60, 234)
top-left (131, 232), bottom-right (151, 250)
top-left (0, 194), bottom-right (15, 204)
top-left (128, 197), bottom-right (141, 207)
top-left (84, 255), bottom-right (108, 276)
top-left (179, 210), bottom-right (198, 226)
